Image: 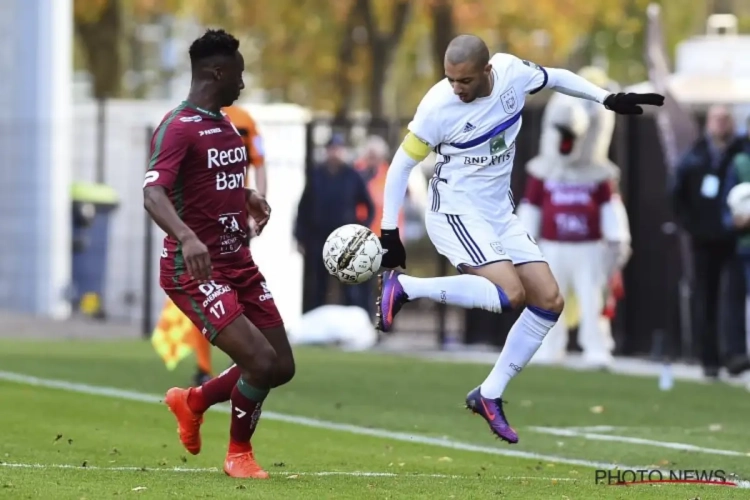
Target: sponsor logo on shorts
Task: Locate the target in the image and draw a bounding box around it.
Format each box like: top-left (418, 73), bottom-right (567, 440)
top-left (199, 280), bottom-right (231, 308)
top-left (259, 281), bottom-right (273, 302)
top-left (490, 242), bottom-right (506, 255)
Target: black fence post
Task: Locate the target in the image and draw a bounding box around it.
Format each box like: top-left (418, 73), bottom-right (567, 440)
top-left (301, 121), bottom-right (315, 314)
top-left (142, 126), bottom-right (154, 339)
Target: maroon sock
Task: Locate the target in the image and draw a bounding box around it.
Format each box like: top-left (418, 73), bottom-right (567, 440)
top-left (187, 364), bottom-right (241, 413)
top-left (228, 378), bottom-right (268, 454)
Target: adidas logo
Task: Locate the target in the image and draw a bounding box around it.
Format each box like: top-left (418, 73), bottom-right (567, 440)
top-left (463, 122), bottom-right (476, 133)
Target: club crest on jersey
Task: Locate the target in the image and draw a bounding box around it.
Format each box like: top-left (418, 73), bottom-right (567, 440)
top-left (500, 88), bottom-right (518, 114)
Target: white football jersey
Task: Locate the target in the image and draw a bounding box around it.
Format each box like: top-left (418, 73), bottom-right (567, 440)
top-left (409, 53), bottom-right (547, 223)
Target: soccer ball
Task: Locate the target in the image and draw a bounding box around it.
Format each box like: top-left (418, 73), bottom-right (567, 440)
top-left (323, 224), bottom-right (383, 284)
top-left (728, 182), bottom-right (750, 217)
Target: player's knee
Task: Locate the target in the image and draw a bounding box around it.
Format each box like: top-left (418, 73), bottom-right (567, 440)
top-left (504, 282), bottom-right (526, 310)
top-left (536, 289), bottom-right (564, 315)
top-left (236, 344), bottom-right (277, 383)
top-left (273, 357), bottom-right (296, 387)
top-left (254, 346), bottom-right (278, 381)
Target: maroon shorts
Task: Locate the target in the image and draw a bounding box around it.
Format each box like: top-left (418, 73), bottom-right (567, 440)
top-left (161, 264), bottom-right (283, 343)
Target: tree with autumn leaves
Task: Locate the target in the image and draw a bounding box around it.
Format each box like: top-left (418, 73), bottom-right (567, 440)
top-left (74, 0), bottom-right (742, 116)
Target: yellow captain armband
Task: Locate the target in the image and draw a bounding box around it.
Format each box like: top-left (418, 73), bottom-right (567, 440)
top-left (402, 132), bottom-right (432, 162)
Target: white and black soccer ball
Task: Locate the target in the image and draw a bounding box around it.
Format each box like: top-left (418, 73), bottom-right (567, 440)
top-left (728, 182), bottom-right (750, 217)
top-left (322, 224), bottom-right (383, 285)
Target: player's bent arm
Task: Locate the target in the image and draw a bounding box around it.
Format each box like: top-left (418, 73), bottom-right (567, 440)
top-left (381, 132), bottom-right (431, 231)
top-left (544, 67), bottom-right (610, 104)
top-left (143, 185), bottom-right (197, 243)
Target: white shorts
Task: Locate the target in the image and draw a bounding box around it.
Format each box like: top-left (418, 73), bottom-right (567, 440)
top-left (425, 211), bottom-right (545, 270)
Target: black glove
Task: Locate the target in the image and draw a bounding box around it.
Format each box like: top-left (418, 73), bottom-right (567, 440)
top-left (603, 92), bottom-right (664, 115)
top-left (379, 228), bottom-right (406, 269)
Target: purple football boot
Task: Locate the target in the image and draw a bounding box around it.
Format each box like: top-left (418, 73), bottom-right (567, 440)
top-left (375, 270), bottom-right (410, 333)
top-left (465, 386), bottom-right (519, 444)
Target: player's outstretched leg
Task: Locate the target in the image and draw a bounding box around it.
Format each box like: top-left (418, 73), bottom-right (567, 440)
top-left (375, 267), bottom-right (523, 332)
top-left (468, 261), bottom-right (564, 444)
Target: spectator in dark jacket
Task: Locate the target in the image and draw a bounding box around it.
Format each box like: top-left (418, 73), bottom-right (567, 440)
top-left (672, 104), bottom-right (745, 378)
top-left (720, 119), bottom-right (750, 376)
top-left (295, 134), bottom-right (375, 314)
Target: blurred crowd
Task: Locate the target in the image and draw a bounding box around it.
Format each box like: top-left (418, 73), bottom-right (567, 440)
top-left (672, 104), bottom-right (750, 379)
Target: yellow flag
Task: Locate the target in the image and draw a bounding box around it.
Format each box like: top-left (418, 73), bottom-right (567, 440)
top-left (563, 292), bottom-right (580, 329)
top-left (151, 299), bottom-right (194, 370)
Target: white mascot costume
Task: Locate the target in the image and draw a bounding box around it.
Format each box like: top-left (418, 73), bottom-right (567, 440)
top-left (516, 67), bottom-right (632, 368)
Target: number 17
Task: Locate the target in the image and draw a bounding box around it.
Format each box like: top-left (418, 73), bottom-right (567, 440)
top-left (209, 300), bottom-right (225, 319)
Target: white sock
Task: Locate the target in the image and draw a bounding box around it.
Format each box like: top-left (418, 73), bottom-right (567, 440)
top-left (480, 306), bottom-right (560, 399)
top-left (398, 274), bottom-right (510, 313)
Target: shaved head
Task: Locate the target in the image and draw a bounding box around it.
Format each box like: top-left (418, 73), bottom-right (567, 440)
top-left (445, 34), bottom-right (490, 69)
top-left (443, 35), bottom-right (492, 103)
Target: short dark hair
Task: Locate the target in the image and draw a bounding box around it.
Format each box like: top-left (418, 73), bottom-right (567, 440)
top-left (189, 29), bottom-right (240, 66)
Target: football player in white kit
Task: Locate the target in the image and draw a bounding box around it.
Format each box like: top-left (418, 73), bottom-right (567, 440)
top-left (375, 35), bottom-right (663, 444)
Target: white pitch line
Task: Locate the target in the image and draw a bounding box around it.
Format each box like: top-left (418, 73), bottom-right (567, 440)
top-left (0, 369), bottom-right (746, 487)
top-left (560, 426), bottom-right (622, 433)
top-left (529, 427), bottom-right (750, 458)
top-left (0, 370), bottom-right (635, 471)
top-left (0, 462), bottom-right (578, 481)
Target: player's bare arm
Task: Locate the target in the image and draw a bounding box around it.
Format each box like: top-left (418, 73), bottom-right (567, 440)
top-left (143, 185), bottom-right (212, 282)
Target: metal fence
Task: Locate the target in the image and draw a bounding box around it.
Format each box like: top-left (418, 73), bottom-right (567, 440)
top-left (139, 105), bottom-right (734, 361)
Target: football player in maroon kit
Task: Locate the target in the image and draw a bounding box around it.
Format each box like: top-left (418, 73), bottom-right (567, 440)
top-left (143, 29), bottom-right (295, 479)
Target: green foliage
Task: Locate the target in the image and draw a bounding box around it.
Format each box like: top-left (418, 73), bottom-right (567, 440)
top-left (73, 0), bottom-right (736, 114)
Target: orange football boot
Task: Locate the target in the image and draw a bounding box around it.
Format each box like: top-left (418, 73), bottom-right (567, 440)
top-left (224, 446), bottom-right (270, 479)
top-left (164, 387), bottom-right (203, 455)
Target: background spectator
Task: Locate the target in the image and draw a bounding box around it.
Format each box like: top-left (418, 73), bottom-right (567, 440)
top-left (671, 104), bottom-right (745, 378)
top-left (295, 134), bottom-right (375, 314)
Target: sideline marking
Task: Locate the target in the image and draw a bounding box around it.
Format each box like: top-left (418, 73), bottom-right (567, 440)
top-left (2, 369), bottom-right (748, 489)
top-left (0, 462), bottom-right (578, 480)
top-left (529, 426), bottom-right (750, 457)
